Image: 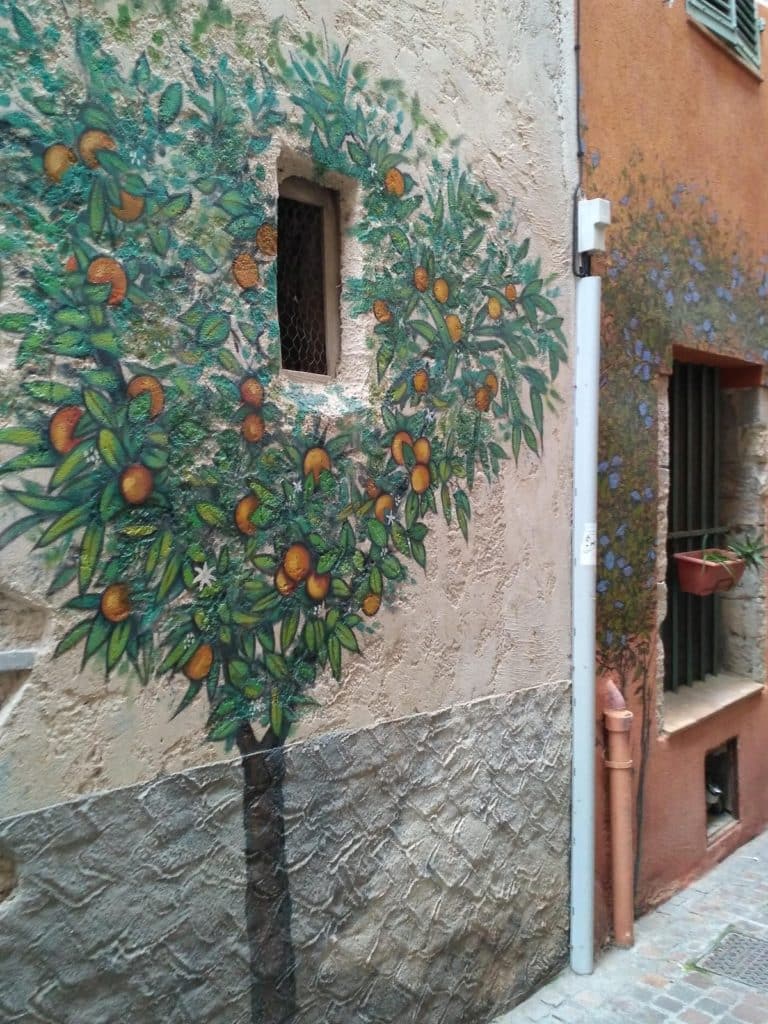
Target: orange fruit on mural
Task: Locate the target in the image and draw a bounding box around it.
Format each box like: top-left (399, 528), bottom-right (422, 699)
top-left (504, 283), bottom-right (518, 302)
top-left (433, 277), bottom-right (449, 303)
top-left (240, 377), bottom-right (264, 407)
top-left (127, 375), bottom-right (164, 418)
top-left (362, 592), bottom-right (381, 617)
top-left (43, 144), bottom-right (76, 182)
top-left (100, 583), bottom-right (131, 623)
top-left (242, 413), bottom-right (265, 443)
top-left (485, 372), bottom-right (499, 397)
top-left (374, 493), bottom-right (395, 523)
top-left (48, 406), bottom-right (83, 454)
top-left (487, 296), bottom-right (502, 320)
top-left (391, 430), bottom-right (413, 465)
top-left (232, 252), bottom-right (260, 289)
top-left (283, 543), bottom-right (312, 583)
top-left (413, 437), bottom-right (431, 465)
top-left (365, 479), bottom-right (382, 500)
top-left (384, 168), bottom-right (405, 197)
top-left (475, 386), bottom-right (491, 412)
top-left (274, 566), bottom-right (297, 596)
top-left (78, 129), bottom-right (116, 169)
top-left (303, 446), bottom-right (331, 482)
top-left (120, 464), bottom-right (154, 505)
top-left (183, 643), bottom-right (214, 681)
top-left (64, 255), bottom-right (78, 273)
top-left (413, 369), bottom-right (429, 393)
top-left (87, 256), bottom-right (127, 306)
top-left (306, 571), bottom-right (331, 602)
top-left (373, 299), bottom-right (392, 323)
top-left (234, 494), bottom-right (260, 535)
top-left (413, 266), bottom-right (429, 292)
top-left (410, 463), bottom-right (431, 493)
top-left (445, 314), bottom-right (462, 343)
top-left (255, 223), bottom-right (278, 257)
top-left (111, 191), bottom-right (145, 222)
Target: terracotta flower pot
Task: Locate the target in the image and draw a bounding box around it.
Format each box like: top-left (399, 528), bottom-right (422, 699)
top-left (674, 549), bottom-right (746, 596)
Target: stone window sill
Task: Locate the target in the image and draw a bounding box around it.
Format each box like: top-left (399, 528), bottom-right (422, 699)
top-left (0, 649), bottom-right (36, 672)
top-left (663, 673), bottom-right (764, 735)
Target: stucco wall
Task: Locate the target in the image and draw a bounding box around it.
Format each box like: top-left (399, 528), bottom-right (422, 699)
top-left (581, 0), bottom-right (768, 931)
top-left (0, 0), bottom-right (576, 815)
top-left (0, 0), bottom-right (575, 1018)
top-left (0, 687), bottom-right (571, 1024)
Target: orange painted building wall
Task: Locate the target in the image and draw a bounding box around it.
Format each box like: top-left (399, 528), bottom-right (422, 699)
top-left (581, 0), bottom-right (768, 944)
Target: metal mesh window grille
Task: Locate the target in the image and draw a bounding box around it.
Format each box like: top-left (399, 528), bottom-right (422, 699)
top-left (277, 195), bottom-right (328, 375)
top-left (663, 362), bottom-right (725, 691)
top-left (687, 0), bottom-right (762, 69)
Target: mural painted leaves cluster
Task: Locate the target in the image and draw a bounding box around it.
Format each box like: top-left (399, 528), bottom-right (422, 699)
top-left (0, 2), bottom-right (564, 745)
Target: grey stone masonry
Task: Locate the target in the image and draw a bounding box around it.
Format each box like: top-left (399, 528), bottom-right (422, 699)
top-left (0, 681), bottom-right (571, 1023)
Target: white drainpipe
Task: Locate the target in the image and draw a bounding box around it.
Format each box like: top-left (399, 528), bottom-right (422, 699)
top-left (570, 198), bottom-right (611, 976)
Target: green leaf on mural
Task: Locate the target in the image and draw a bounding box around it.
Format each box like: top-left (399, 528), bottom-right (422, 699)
top-left (171, 680), bottom-right (202, 717)
top-left (335, 623), bottom-right (359, 653)
top-left (149, 226), bottom-right (170, 257)
top-left (265, 652), bottom-right (288, 680)
top-left (107, 621), bottom-right (131, 669)
top-left (132, 52), bottom-right (151, 88)
top-left (196, 502), bottom-right (225, 526)
top-left (97, 430), bottom-right (126, 471)
top-left (158, 553), bottom-right (182, 599)
top-left (410, 539), bottom-right (426, 568)
top-left (367, 519), bottom-right (387, 547)
top-left (226, 215), bottom-right (262, 238)
top-left (162, 192), bottom-right (192, 219)
top-left (330, 578), bottom-right (351, 598)
top-left (0, 313), bottom-right (36, 333)
top-left (0, 513), bottom-right (40, 551)
top-left (11, 6), bottom-right (36, 47)
top-left (83, 389), bottom-right (113, 426)
top-left (280, 607), bottom-right (300, 651)
top-left (79, 521), bottom-right (104, 592)
top-left (327, 634), bottom-right (342, 679)
top-left (158, 82), bottom-right (184, 127)
top-left (54, 619), bottom-right (92, 657)
top-left (0, 427), bottom-right (40, 446)
top-left (88, 182), bottom-right (106, 239)
top-left (380, 554), bottom-right (403, 579)
top-left (198, 313), bottom-right (230, 346)
top-left (36, 506), bottom-right (89, 547)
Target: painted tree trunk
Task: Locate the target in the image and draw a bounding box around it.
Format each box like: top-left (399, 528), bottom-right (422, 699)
top-left (237, 724), bottom-right (296, 1024)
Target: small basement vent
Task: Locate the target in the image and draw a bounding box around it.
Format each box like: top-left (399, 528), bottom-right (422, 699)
top-left (698, 930), bottom-right (768, 989)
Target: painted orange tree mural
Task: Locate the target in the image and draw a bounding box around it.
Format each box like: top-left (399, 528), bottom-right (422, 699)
top-left (0, 3), bottom-right (564, 1017)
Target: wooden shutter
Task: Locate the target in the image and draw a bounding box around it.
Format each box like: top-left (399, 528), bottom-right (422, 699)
top-left (687, 0), bottom-right (762, 69)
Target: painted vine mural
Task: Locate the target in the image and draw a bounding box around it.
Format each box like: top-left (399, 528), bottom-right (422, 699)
top-left (0, 4), bottom-right (565, 746)
top-left (593, 156), bottom-right (768, 893)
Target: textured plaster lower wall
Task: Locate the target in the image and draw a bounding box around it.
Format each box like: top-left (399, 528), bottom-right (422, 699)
top-left (0, 0), bottom-right (576, 816)
top-left (0, 684), bottom-right (571, 1024)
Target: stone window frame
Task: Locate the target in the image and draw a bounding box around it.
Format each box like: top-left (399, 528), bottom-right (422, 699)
top-left (276, 174), bottom-right (342, 383)
top-left (656, 352), bottom-right (768, 732)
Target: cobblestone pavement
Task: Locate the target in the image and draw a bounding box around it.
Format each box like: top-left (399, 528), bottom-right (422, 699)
top-left (493, 829), bottom-right (768, 1024)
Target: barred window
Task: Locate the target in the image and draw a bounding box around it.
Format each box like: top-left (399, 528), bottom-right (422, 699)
top-left (277, 177), bottom-right (341, 379)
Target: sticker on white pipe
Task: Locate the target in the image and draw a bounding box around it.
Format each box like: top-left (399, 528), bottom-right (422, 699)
top-left (580, 522), bottom-right (597, 565)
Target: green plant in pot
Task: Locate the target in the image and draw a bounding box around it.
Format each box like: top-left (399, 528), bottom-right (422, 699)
top-left (674, 532), bottom-right (767, 597)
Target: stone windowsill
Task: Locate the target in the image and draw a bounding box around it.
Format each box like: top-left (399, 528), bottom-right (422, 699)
top-left (663, 672), bottom-right (764, 735)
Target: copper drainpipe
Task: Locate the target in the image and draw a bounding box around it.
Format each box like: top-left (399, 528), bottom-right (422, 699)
top-left (602, 678), bottom-right (635, 947)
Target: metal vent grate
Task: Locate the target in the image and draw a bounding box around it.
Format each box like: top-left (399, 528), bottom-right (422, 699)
top-left (697, 930), bottom-right (768, 989)
top-left (277, 195), bottom-right (327, 375)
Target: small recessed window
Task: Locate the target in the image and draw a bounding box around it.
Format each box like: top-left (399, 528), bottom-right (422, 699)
top-left (277, 177), bottom-right (340, 379)
top-left (686, 0), bottom-right (763, 71)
